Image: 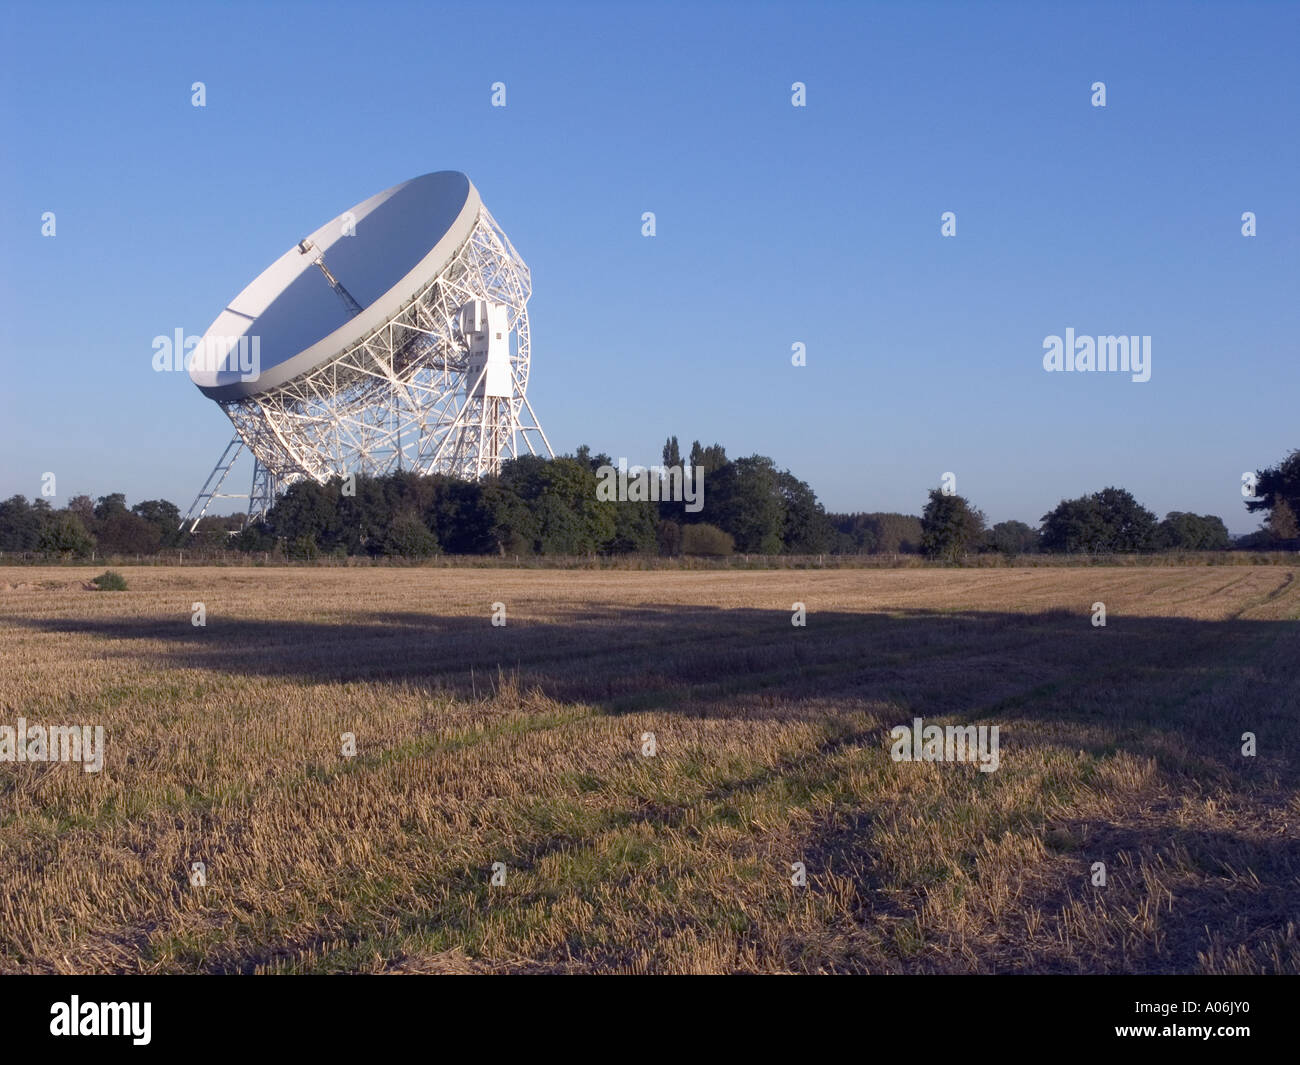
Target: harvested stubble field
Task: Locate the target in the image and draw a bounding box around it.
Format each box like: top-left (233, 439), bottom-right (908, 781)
top-left (1, 564), bottom-right (1297, 974)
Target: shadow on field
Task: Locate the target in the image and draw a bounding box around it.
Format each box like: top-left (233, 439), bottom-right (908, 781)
top-left (800, 809), bottom-right (1300, 974)
top-left (8, 603), bottom-right (1299, 776)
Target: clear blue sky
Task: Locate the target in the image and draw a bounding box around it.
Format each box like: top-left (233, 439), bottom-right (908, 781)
top-left (1, 0), bottom-right (1296, 534)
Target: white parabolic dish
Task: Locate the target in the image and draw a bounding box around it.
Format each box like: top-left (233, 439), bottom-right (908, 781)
top-left (190, 171), bottom-right (480, 401)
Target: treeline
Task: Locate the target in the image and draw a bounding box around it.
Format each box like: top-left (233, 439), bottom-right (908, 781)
top-left (0, 493), bottom-right (182, 555)
top-left (237, 439), bottom-right (833, 558)
top-left (828, 500), bottom-right (1235, 559)
top-left (3, 444), bottom-right (1297, 561)
top-left (913, 488), bottom-right (1237, 562)
top-left (909, 450), bottom-right (1300, 560)
top-left (826, 513), bottom-right (924, 555)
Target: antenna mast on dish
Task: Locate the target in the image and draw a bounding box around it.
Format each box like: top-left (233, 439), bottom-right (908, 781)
top-left (297, 239), bottom-right (363, 318)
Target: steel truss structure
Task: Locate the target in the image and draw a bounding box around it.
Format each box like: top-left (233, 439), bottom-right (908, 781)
top-left (182, 206), bottom-right (552, 531)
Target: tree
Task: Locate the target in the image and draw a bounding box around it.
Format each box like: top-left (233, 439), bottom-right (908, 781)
top-left (534, 492), bottom-right (586, 553)
top-left (96, 511), bottom-right (162, 555)
top-left (540, 457), bottom-right (615, 553)
top-left (606, 500), bottom-right (658, 553)
top-left (132, 499), bottom-right (183, 549)
top-left (709, 456), bottom-right (785, 553)
top-left (920, 489), bottom-right (986, 561)
top-left (681, 523), bottom-right (734, 556)
top-left (827, 513), bottom-right (879, 555)
top-left (1157, 512), bottom-right (1230, 550)
top-left (0, 495), bottom-right (44, 551)
top-left (431, 479), bottom-right (496, 554)
top-left (989, 520), bottom-right (1038, 557)
top-left (656, 520), bottom-right (682, 557)
top-left (481, 482), bottom-right (538, 555)
top-left (570, 445), bottom-right (611, 475)
top-left (289, 534), bottom-right (319, 560)
top-left (265, 480), bottom-right (341, 548)
top-left (500, 456), bottom-right (613, 553)
top-left (662, 436), bottom-right (682, 469)
top-left (829, 512), bottom-right (928, 555)
top-left (1267, 499), bottom-right (1298, 542)
top-left (235, 521), bottom-right (276, 552)
top-left (67, 495), bottom-right (96, 530)
top-left (38, 513), bottom-right (94, 556)
top-left (382, 512), bottom-right (439, 558)
top-left (380, 471), bottom-right (439, 537)
top-left (1246, 449), bottom-right (1300, 528)
top-left (682, 439), bottom-right (729, 530)
top-left (345, 475), bottom-right (398, 554)
top-left (778, 470), bottom-right (833, 553)
top-left (1093, 487), bottom-right (1157, 551)
top-left (688, 440), bottom-right (728, 474)
top-left (93, 493), bottom-right (129, 522)
top-left (657, 438), bottom-right (689, 525)
top-left (1040, 488), bottom-right (1156, 553)
top-left (1039, 496), bottom-right (1107, 553)
top-left (853, 513), bottom-right (923, 554)
top-left (498, 454), bottom-right (549, 504)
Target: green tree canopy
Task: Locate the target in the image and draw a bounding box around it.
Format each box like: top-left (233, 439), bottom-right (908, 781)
top-left (93, 493), bottom-right (129, 522)
top-left (1247, 448), bottom-right (1300, 521)
top-left (827, 513), bottom-right (879, 555)
top-left (1157, 512), bottom-right (1230, 550)
top-left (1041, 488), bottom-right (1156, 553)
top-left (709, 455), bottom-right (785, 554)
top-left (827, 513), bottom-right (922, 555)
top-left (38, 512), bottom-right (94, 556)
top-left (778, 470), bottom-right (834, 553)
top-left (0, 495), bottom-right (45, 551)
top-left (382, 511), bottom-right (440, 558)
top-left (1266, 499), bottom-right (1298, 541)
top-left (920, 489), bottom-right (986, 562)
top-left (132, 499), bottom-right (184, 549)
top-left (681, 523), bottom-right (734, 556)
top-left (97, 510), bottom-right (162, 555)
top-left (989, 520), bottom-right (1039, 557)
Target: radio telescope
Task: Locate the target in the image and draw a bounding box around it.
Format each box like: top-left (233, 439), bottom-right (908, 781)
top-left (181, 171), bottom-right (553, 531)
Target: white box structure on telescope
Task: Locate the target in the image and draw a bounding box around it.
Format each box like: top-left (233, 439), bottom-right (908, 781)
top-left (464, 300), bottom-right (513, 398)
